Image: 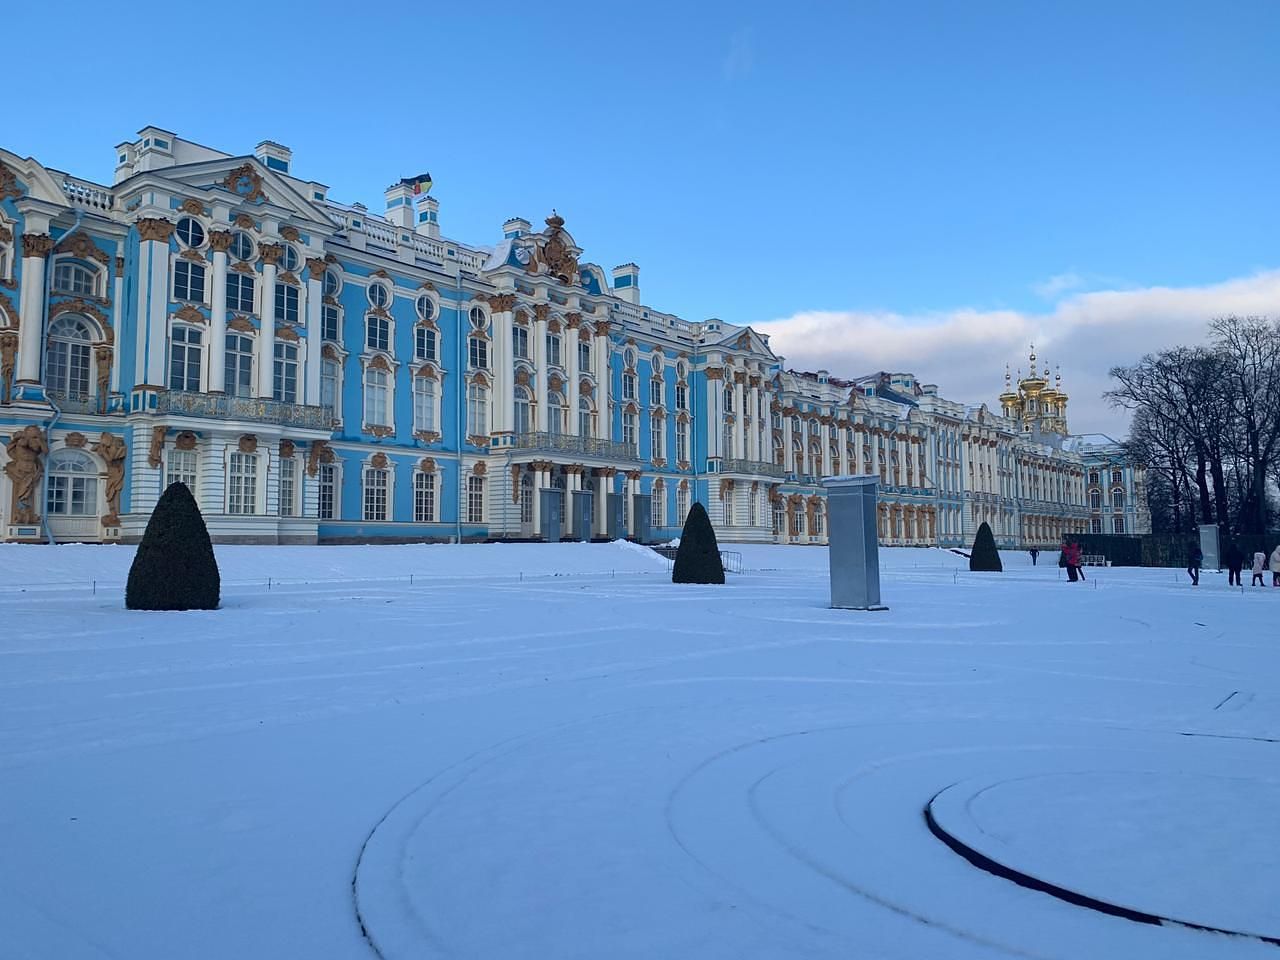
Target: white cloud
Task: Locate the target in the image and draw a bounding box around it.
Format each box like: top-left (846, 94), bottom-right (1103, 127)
top-left (755, 270), bottom-right (1280, 436)
top-left (1032, 271), bottom-right (1085, 299)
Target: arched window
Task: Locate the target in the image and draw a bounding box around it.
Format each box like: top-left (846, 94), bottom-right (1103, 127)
top-left (651, 481), bottom-right (665, 529)
top-left (578, 395), bottom-right (595, 438)
top-left (548, 391), bottom-right (567, 435)
top-left (467, 382), bottom-right (488, 436)
top-left (519, 473), bottom-right (533, 524)
top-left (514, 385), bottom-right (533, 434)
top-left (723, 385), bottom-right (734, 413)
top-left (650, 414), bottom-right (665, 461)
top-left (677, 483), bottom-right (690, 524)
top-left (46, 448), bottom-right (98, 517)
top-left (363, 366), bottom-right (390, 427)
top-left (53, 261), bottom-right (100, 297)
top-left (46, 315), bottom-right (94, 400)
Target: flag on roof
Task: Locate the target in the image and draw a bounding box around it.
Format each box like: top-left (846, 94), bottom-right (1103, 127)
top-left (401, 173), bottom-right (433, 195)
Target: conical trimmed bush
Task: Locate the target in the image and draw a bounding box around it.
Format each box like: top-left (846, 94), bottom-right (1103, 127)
top-left (672, 501), bottom-right (725, 584)
top-left (126, 482), bottom-right (221, 610)
top-left (969, 521), bottom-right (1002, 572)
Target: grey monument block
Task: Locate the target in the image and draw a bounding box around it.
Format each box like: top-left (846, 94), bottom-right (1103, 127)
top-left (1198, 523), bottom-right (1220, 572)
top-left (607, 493), bottom-right (623, 540)
top-left (571, 490), bottom-right (594, 542)
top-left (632, 495), bottom-right (651, 543)
top-left (539, 489), bottom-right (562, 543)
top-left (823, 475), bottom-right (888, 611)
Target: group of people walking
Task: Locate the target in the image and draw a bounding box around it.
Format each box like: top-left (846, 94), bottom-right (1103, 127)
top-left (1217, 541), bottom-right (1280, 587)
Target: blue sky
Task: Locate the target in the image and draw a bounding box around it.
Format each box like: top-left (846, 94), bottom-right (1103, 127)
top-left (8, 1), bottom-right (1279, 430)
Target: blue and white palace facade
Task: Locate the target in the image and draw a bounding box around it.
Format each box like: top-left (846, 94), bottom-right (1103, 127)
top-left (0, 128), bottom-right (1146, 546)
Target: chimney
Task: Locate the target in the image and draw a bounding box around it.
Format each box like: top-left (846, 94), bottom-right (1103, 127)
top-left (254, 140), bottom-right (293, 175)
top-left (384, 182), bottom-right (415, 229)
top-left (503, 217), bottom-right (531, 239)
top-left (817, 369), bottom-right (830, 385)
top-left (416, 194), bottom-right (440, 239)
top-left (612, 263), bottom-right (640, 305)
top-left (130, 126), bottom-right (177, 175)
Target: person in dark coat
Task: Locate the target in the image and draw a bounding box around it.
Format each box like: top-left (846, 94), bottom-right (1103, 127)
top-left (1187, 539), bottom-right (1203, 586)
top-left (1030, 547), bottom-right (1040, 566)
top-left (1223, 541), bottom-right (1244, 587)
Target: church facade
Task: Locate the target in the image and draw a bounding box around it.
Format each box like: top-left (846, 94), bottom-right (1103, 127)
top-left (0, 128), bottom-right (1146, 547)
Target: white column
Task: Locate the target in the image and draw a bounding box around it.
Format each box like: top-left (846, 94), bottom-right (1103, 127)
top-left (821, 423), bottom-right (833, 477)
top-left (304, 258), bottom-right (324, 405)
top-left (734, 378), bottom-right (746, 461)
top-left (140, 221), bottom-right (173, 388)
top-left (762, 391), bottom-right (774, 464)
top-left (872, 432), bottom-right (882, 480)
top-left (747, 381), bottom-right (761, 461)
top-left (839, 426), bottom-right (851, 476)
top-left (566, 316), bottom-right (580, 437)
top-left (208, 235), bottom-right (230, 393)
top-left (595, 471), bottom-right (608, 537)
top-left (256, 250), bottom-right (279, 398)
top-left (496, 303), bottom-right (515, 433)
top-left (531, 464), bottom-right (543, 534)
top-left (110, 251), bottom-right (123, 396)
top-left (708, 374), bottom-right (723, 458)
top-left (15, 234), bottom-right (51, 385)
top-left (782, 413), bottom-right (793, 474)
top-left (534, 311), bottom-right (548, 432)
top-left (595, 323), bottom-right (611, 440)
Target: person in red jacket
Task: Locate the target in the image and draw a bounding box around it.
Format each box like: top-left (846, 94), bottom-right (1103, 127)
top-left (1062, 540), bottom-right (1085, 582)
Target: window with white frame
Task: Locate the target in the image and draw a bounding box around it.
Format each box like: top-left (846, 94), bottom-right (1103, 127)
top-left (226, 274), bottom-right (255, 314)
top-left (229, 231), bottom-right (254, 261)
top-left (515, 384), bottom-right (533, 434)
top-left (548, 391), bottom-right (567, 435)
top-left (278, 456), bottom-right (298, 517)
top-left (273, 342), bottom-right (299, 403)
top-left (1112, 489), bottom-right (1125, 510)
top-left (169, 326), bottom-right (203, 391)
top-left (279, 244), bottom-right (300, 273)
top-left (414, 471), bottom-right (436, 522)
top-left (367, 281), bottom-right (391, 310)
top-left (274, 282), bottom-right (299, 324)
top-left (677, 484), bottom-right (690, 523)
top-left (651, 414), bottom-right (665, 461)
top-left (676, 420), bottom-right (689, 463)
top-left (228, 452), bottom-right (258, 514)
top-left (469, 305), bottom-right (487, 329)
top-left (1090, 490), bottom-right (1102, 510)
top-left (513, 326), bottom-right (529, 359)
top-left (318, 462), bottom-right (337, 520)
top-left (363, 366), bottom-right (390, 427)
top-left (166, 448), bottom-right (198, 493)
top-left (322, 303), bottom-right (340, 342)
top-left (366, 314), bottom-right (390, 352)
top-left (578, 396), bottom-right (595, 437)
top-left (176, 216), bottom-right (205, 249)
top-left (467, 475), bottom-right (485, 524)
top-left (1091, 517), bottom-right (1103, 534)
top-left (723, 385), bottom-right (734, 413)
top-left (467, 383), bottom-right (488, 435)
top-left (622, 372), bottom-right (636, 401)
top-left (723, 421), bottom-right (734, 459)
top-left (578, 341), bottom-right (591, 372)
top-left (46, 449), bottom-right (98, 516)
top-left (651, 483), bottom-right (665, 528)
top-left (1113, 516), bottom-right (1126, 534)
top-left (1111, 469), bottom-right (1123, 485)
top-left (520, 475), bottom-right (533, 524)
top-left (547, 334), bottom-right (562, 367)
top-left (676, 384), bottom-right (688, 411)
top-left (747, 489), bottom-right (757, 526)
top-left (468, 336), bottom-right (488, 369)
top-left (415, 327), bottom-right (437, 362)
top-left (45, 315), bottom-right (94, 400)
top-left (623, 410), bottom-right (637, 448)
top-left (415, 294), bottom-right (435, 323)
top-left (320, 358), bottom-right (340, 414)
top-left (174, 260), bottom-right (206, 302)
top-left (53, 261), bottom-right (99, 297)
top-left (323, 269), bottom-right (341, 298)
top-left (363, 468), bottom-right (389, 521)
top-left (413, 375), bottom-right (436, 433)
top-left (225, 333), bottom-right (254, 398)
top-left (723, 489), bottom-right (735, 526)
top-left (650, 378), bottom-right (663, 407)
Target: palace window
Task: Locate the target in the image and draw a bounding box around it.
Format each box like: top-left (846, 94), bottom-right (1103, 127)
top-left (274, 282), bottom-right (299, 324)
top-left (415, 327), bottom-right (437, 362)
top-left (1112, 489), bottom-right (1125, 511)
top-left (169, 325), bottom-right (203, 392)
top-left (414, 471), bottom-right (437, 523)
top-left (623, 410), bottom-right (638, 448)
top-left (676, 384), bottom-right (688, 411)
top-left (548, 391), bottom-right (567, 435)
top-left (174, 261), bottom-right (205, 302)
top-left (228, 231), bottom-right (254, 261)
top-left (363, 468), bottom-right (389, 521)
top-left (1112, 470), bottom-right (1123, 485)
top-left (1088, 471), bottom-right (1100, 485)
top-left (367, 281), bottom-right (391, 309)
top-left (515, 385), bottom-right (533, 434)
top-left (650, 379), bottom-right (663, 407)
top-left (278, 456), bottom-right (298, 517)
top-left (467, 475), bottom-right (485, 524)
top-left (226, 274), bottom-right (255, 314)
top-left (322, 303), bottom-right (341, 342)
top-left (677, 484), bottom-right (690, 524)
top-left (578, 396), bottom-right (595, 437)
top-left (273, 342), bottom-right (299, 403)
top-left (651, 414), bottom-right (665, 461)
top-left (723, 421), bottom-right (734, 459)
top-left (578, 341), bottom-right (591, 373)
top-left (747, 488), bottom-right (757, 526)
top-left (323, 268), bottom-right (341, 298)
top-left (1113, 516), bottom-right (1126, 534)
top-left (547, 334), bottom-right (562, 367)
top-left (651, 482), bottom-right (665, 528)
top-left (363, 367), bottom-right (390, 428)
top-left (467, 383), bottom-right (488, 435)
top-left (413, 376), bottom-right (436, 433)
top-left (45, 315), bottom-right (93, 400)
top-left (176, 217), bottom-right (205, 249)
top-left (520, 475), bottom-right (533, 524)
top-left (53, 262), bottom-right (99, 297)
top-left (722, 489), bottom-right (735, 526)
top-left (227, 452), bottom-right (258, 515)
top-left (46, 449), bottom-right (98, 517)
top-left (320, 358), bottom-right (340, 414)
top-left (468, 336), bottom-right (488, 369)
top-left (279, 244), bottom-right (300, 273)
top-left (225, 333), bottom-right (254, 398)
top-left (723, 386), bottom-right (734, 413)
top-left (677, 420), bottom-right (689, 463)
top-left (415, 294), bottom-right (435, 322)
top-left (622, 373), bottom-right (636, 401)
top-left (366, 314), bottom-right (390, 352)
top-left (469, 305), bottom-right (487, 329)
top-left (1090, 491), bottom-right (1102, 510)
top-left (166, 448), bottom-right (198, 493)
top-left (318, 463), bottom-right (337, 520)
top-left (513, 327), bottom-right (529, 359)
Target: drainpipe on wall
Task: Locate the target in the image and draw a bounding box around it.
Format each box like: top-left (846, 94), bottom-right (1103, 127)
top-left (455, 269), bottom-right (464, 544)
top-left (39, 208), bottom-right (86, 545)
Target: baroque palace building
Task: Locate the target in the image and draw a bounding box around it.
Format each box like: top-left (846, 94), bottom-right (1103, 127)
top-left (0, 128), bottom-right (1146, 546)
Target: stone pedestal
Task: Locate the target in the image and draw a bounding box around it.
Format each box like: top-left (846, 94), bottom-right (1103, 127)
top-left (824, 475), bottom-right (887, 611)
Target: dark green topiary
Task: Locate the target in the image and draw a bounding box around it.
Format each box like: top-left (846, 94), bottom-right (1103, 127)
top-left (126, 482), bottom-right (221, 610)
top-left (672, 501), bottom-right (725, 584)
top-left (969, 521), bottom-right (1003, 572)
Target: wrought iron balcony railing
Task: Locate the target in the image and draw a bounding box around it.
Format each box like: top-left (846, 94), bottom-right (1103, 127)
top-left (721, 458), bottom-right (787, 479)
top-left (511, 431), bottom-right (640, 462)
top-left (47, 391), bottom-right (103, 414)
top-left (156, 391), bottom-right (334, 430)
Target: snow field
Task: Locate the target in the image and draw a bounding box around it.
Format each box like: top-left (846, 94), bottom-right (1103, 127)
top-left (1, 542), bottom-right (1278, 959)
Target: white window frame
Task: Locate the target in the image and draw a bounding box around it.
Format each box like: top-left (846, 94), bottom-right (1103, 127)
top-left (165, 447), bottom-right (198, 495)
top-left (467, 474), bottom-right (485, 524)
top-left (278, 455), bottom-right (298, 517)
top-left (414, 470), bottom-right (437, 523)
top-left (363, 365), bottom-right (393, 431)
top-left (413, 373), bottom-right (438, 434)
top-left (363, 466), bottom-right (390, 521)
top-left (227, 451), bottom-right (259, 515)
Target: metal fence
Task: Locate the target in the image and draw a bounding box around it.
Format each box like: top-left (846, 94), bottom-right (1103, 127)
top-left (157, 391), bottom-right (333, 430)
top-left (651, 546), bottom-right (744, 574)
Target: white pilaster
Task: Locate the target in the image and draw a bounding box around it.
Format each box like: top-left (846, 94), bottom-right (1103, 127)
top-left (208, 241), bottom-right (229, 392)
top-left (15, 236), bottom-right (50, 385)
top-left (304, 263), bottom-right (323, 405)
top-left (256, 258), bottom-right (278, 398)
top-left (534, 313), bottom-right (548, 432)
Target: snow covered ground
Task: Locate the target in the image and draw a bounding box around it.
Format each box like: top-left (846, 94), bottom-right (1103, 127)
top-left (2, 542), bottom-right (1278, 959)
